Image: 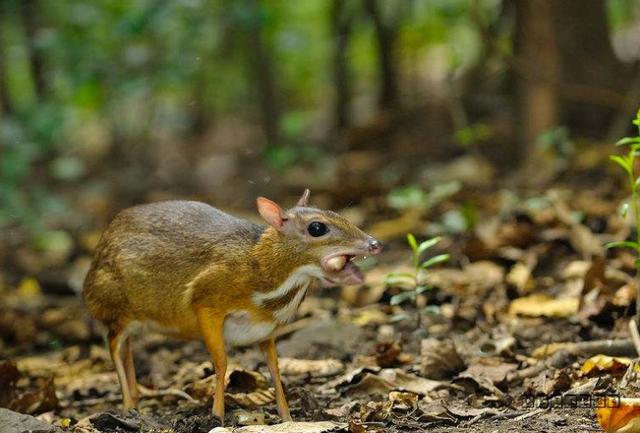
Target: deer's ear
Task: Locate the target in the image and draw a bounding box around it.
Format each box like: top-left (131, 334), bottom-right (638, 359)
top-left (296, 189), bottom-right (310, 207)
top-left (257, 197), bottom-right (287, 230)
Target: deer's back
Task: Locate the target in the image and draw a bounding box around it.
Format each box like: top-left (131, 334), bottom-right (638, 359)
top-left (83, 200), bottom-right (263, 326)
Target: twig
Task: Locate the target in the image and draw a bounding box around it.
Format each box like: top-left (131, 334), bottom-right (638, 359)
top-left (532, 338), bottom-right (636, 359)
top-left (508, 349), bottom-right (574, 382)
top-left (620, 360), bottom-right (638, 389)
top-left (138, 385), bottom-right (195, 402)
top-left (513, 408), bottom-right (546, 421)
top-left (65, 386), bottom-right (195, 408)
top-left (512, 338), bottom-right (640, 383)
top-left (64, 395), bottom-right (121, 408)
top-left (628, 319), bottom-right (640, 358)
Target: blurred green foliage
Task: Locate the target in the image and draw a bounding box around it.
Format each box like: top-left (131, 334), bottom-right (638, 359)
top-left (0, 0), bottom-right (637, 233)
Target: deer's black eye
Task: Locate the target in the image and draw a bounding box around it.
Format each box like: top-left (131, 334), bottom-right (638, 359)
top-left (307, 221), bottom-right (329, 237)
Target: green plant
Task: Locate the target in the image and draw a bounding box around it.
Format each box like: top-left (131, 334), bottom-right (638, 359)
top-left (607, 108), bottom-right (640, 323)
top-left (384, 234), bottom-right (449, 325)
top-left (387, 181), bottom-right (461, 211)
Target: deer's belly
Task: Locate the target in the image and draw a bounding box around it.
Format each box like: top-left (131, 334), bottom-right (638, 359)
top-left (223, 311), bottom-right (276, 346)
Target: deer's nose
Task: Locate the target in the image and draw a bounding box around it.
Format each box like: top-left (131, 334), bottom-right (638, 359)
top-left (367, 238), bottom-right (383, 255)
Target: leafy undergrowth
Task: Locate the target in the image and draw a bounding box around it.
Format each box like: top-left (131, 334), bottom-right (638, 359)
top-left (3, 182), bottom-right (640, 433)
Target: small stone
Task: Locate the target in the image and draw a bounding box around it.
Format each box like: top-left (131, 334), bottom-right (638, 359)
top-left (0, 408), bottom-right (55, 433)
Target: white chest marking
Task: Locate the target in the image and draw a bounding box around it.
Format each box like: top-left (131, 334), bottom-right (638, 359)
top-left (223, 311), bottom-right (275, 347)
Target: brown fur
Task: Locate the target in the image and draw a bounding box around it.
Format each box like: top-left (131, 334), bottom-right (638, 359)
top-left (82, 196), bottom-right (379, 419)
top-left (84, 201), bottom-right (371, 334)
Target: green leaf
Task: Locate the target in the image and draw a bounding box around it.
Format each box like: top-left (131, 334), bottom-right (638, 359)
top-left (605, 241), bottom-right (640, 250)
top-left (416, 285), bottom-right (432, 294)
top-left (384, 273), bottom-right (416, 287)
top-left (420, 254), bottom-right (450, 269)
top-left (610, 155), bottom-right (633, 175)
top-left (389, 313), bottom-right (411, 323)
top-left (385, 272), bottom-right (416, 280)
top-left (390, 291), bottom-right (416, 305)
top-left (387, 186), bottom-right (428, 210)
top-left (620, 202), bottom-right (629, 218)
top-left (421, 305), bottom-right (440, 315)
top-left (407, 233), bottom-right (418, 252)
top-left (635, 258), bottom-right (640, 269)
top-left (417, 236), bottom-right (441, 256)
top-left (616, 137), bottom-right (640, 146)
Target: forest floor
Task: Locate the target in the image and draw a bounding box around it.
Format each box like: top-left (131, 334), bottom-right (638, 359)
top-left (3, 170), bottom-right (640, 433)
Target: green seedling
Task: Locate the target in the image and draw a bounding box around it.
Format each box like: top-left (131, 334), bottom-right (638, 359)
top-left (607, 108), bottom-right (640, 323)
top-left (384, 234), bottom-right (449, 326)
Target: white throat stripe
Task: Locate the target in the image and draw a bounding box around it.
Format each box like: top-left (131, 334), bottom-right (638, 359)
top-left (253, 264), bottom-right (323, 305)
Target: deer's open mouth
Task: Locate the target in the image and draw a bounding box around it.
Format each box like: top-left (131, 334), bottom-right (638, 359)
top-left (321, 253), bottom-right (365, 285)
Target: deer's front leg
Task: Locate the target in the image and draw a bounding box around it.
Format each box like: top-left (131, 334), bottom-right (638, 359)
top-left (260, 336), bottom-right (292, 421)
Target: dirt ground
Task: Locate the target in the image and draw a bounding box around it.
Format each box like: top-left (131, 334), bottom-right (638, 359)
top-left (2, 181), bottom-right (640, 433)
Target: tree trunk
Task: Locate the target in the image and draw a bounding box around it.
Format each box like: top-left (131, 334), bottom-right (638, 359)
top-left (514, 0), bottom-right (560, 149)
top-left (0, 2), bottom-right (13, 115)
top-left (20, 0), bottom-right (48, 99)
top-left (511, 0), bottom-right (631, 182)
top-left (552, 0), bottom-right (630, 136)
top-left (0, 20), bottom-right (12, 115)
top-left (331, 0), bottom-right (353, 131)
top-left (245, 0), bottom-right (280, 148)
top-left (512, 0), bottom-right (561, 185)
top-left (365, 0), bottom-right (399, 111)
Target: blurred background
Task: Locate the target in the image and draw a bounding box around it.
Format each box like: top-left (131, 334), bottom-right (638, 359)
top-left (2, 0), bottom-right (640, 299)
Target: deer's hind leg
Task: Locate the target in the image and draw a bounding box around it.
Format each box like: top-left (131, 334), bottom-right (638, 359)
top-left (122, 335), bottom-right (139, 406)
top-left (107, 323), bottom-right (137, 412)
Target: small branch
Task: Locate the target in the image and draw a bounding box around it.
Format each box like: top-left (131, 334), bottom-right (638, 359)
top-left (628, 319), bottom-right (640, 358)
top-left (138, 385), bottom-right (195, 401)
top-left (508, 349), bottom-right (574, 382)
top-left (64, 386), bottom-right (195, 408)
top-left (532, 338), bottom-right (637, 359)
top-left (64, 395), bottom-right (122, 408)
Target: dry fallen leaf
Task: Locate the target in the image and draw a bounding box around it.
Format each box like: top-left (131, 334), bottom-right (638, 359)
top-left (229, 421), bottom-right (348, 432)
top-left (425, 261), bottom-right (505, 292)
top-left (569, 223), bottom-right (604, 258)
top-left (368, 209), bottom-right (423, 241)
top-left (531, 342), bottom-right (573, 359)
top-left (374, 341), bottom-right (404, 367)
top-left (321, 367), bottom-right (442, 397)
top-left (506, 262), bottom-right (533, 293)
top-left (226, 389), bottom-right (275, 408)
top-left (508, 294), bottom-right (578, 318)
top-left (279, 358), bottom-right (344, 377)
top-left (420, 338), bottom-right (465, 379)
top-left (597, 398), bottom-right (640, 433)
top-left (349, 308), bottom-right (389, 326)
top-left (388, 391), bottom-right (418, 411)
top-left (460, 358), bottom-right (518, 385)
top-left (0, 361), bottom-right (58, 414)
top-left (188, 364), bottom-right (270, 406)
top-left (581, 355), bottom-right (638, 376)
top-left (377, 368), bottom-right (442, 395)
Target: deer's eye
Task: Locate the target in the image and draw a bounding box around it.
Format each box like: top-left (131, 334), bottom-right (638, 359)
top-left (307, 221), bottom-right (329, 237)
